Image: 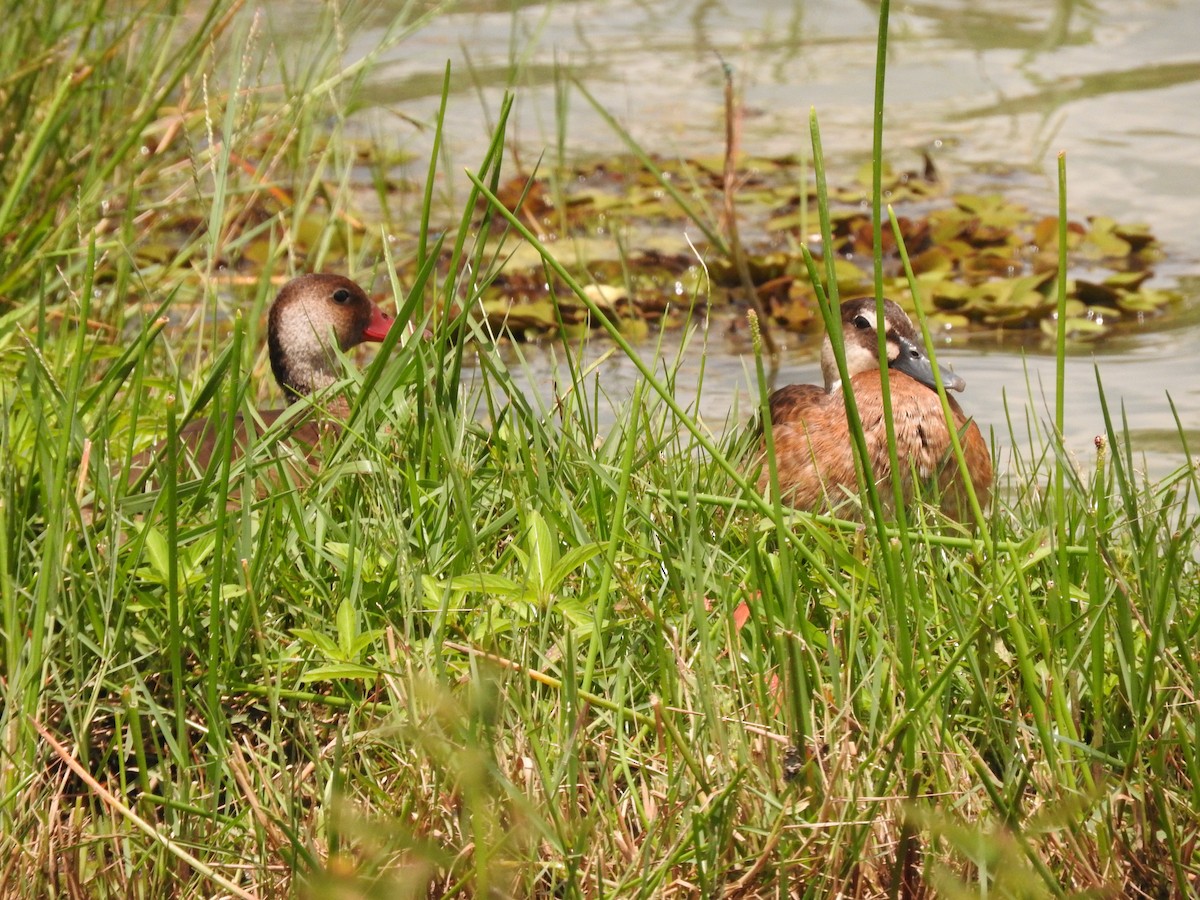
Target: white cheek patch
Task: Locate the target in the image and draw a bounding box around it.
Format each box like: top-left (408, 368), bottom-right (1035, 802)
top-left (885, 335), bottom-right (901, 362)
top-left (277, 306), bottom-right (341, 391)
top-left (282, 309), bottom-right (333, 359)
top-left (843, 340), bottom-right (878, 372)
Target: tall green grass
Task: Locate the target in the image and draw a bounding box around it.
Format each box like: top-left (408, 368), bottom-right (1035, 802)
top-left (1, 1), bottom-right (1198, 898)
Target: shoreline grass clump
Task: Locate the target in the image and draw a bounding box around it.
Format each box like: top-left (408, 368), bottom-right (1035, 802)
top-left (2, 1), bottom-right (1199, 898)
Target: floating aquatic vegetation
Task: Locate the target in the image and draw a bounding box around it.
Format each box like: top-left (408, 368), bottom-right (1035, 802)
top-left (462, 155), bottom-right (1181, 342)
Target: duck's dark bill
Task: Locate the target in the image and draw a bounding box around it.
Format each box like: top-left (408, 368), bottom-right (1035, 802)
top-left (890, 334), bottom-right (966, 392)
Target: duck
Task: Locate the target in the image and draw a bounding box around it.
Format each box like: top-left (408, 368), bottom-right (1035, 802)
top-left (265, 273), bottom-right (394, 404)
top-left (757, 297), bottom-right (992, 518)
top-left (134, 273), bottom-right (396, 481)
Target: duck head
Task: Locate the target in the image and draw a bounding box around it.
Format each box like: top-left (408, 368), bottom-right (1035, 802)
top-left (268, 274), bottom-right (395, 400)
top-left (820, 297), bottom-right (965, 394)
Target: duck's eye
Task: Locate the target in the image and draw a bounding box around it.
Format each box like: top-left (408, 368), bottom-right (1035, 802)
top-left (853, 315), bottom-right (871, 330)
top-left (332, 288), bottom-right (352, 304)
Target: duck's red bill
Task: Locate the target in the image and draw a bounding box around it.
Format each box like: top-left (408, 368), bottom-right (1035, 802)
top-left (363, 305), bottom-right (395, 342)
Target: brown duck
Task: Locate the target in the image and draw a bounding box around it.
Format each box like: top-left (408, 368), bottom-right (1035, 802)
top-left (138, 273), bottom-right (395, 478)
top-left (758, 297), bottom-right (992, 518)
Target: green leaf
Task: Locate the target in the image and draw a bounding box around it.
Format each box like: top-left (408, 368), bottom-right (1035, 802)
top-left (555, 597), bottom-right (596, 634)
top-left (336, 598), bottom-right (357, 660)
top-left (298, 662), bottom-right (380, 683)
top-left (292, 628), bottom-right (342, 660)
top-left (349, 630), bottom-right (385, 659)
top-left (420, 574), bottom-right (444, 609)
top-left (139, 525), bottom-right (170, 584)
top-left (549, 542), bottom-right (605, 590)
top-left (525, 509), bottom-right (556, 599)
top-left (444, 573), bottom-right (526, 597)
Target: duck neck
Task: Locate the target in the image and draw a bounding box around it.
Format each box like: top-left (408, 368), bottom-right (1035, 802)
top-left (269, 332), bottom-right (341, 401)
top-left (820, 342), bottom-right (843, 393)
top-left (268, 301), bottom-right (348, 401)
top-left (268, 348), bottom-right (351, 418)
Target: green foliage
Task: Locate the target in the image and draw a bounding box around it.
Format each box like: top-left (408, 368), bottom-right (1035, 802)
top-left (0, 1), bottom-right (1197, 898)
top-left (293, 597), bottom-right (386, 682)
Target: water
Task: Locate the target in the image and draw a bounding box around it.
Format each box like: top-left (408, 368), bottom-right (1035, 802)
top-left (272, 0), bottom-right (1200, 478)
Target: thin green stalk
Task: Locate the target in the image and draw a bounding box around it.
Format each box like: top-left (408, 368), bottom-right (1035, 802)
top-left (123, 687), bottom-right (154, 803)
top-left (417, 61), bottom-right (451, 273)
top-left (869, 0), bottom-right (910, 536)
top-left (581, 379), bottom-right (643, 696)
top-left (1052, 153), bottom-right (1072, 632)
top-left (163, 392), bottom-right (187, 801)
top-left (0, 486), bottom-right (10, 791)
top-left (204, 310), bottom-right (243, 800)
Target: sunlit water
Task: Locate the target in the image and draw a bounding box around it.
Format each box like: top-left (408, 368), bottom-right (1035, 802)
top-left (272, 0), bottom-right (1200, 479)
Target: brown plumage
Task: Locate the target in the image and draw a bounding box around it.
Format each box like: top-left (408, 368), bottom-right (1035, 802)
top-left (757, 297), bottom-right (992, 518)
top-left (139, 274), bottom-right (395, 479)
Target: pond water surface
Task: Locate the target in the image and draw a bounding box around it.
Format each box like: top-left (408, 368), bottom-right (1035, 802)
top-left (278, 0), bottom-right (1200, 479)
